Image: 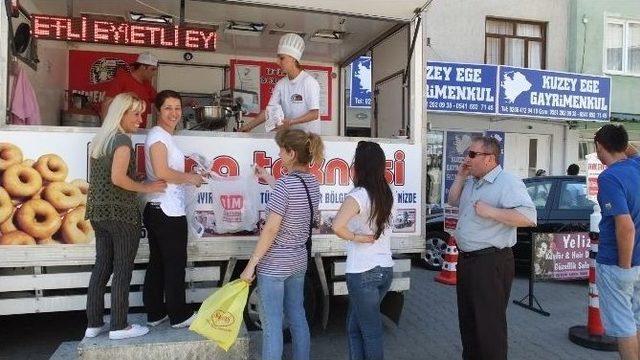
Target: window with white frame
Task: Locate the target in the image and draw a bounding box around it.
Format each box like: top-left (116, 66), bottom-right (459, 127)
top-left (605, 18), bottom-right (640, 75)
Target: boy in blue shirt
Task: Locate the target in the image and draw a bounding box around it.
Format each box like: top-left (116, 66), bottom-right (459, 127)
top-left (594, 124), bottom-right (640, 360)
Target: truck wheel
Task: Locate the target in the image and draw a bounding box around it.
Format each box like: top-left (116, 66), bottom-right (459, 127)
top-left (243, 271), bottom-right (319, 331)
top-left (244, 284), bottom-right (262, 331)
top-left (381, 291), bottom-right (404, 324)
top-left (421, 231), bottom-right (449, 271)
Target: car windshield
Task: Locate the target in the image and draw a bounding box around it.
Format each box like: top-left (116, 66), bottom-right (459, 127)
top-left (558, 181), bottom-right (595, 210)
top-left (526, 181), bottom-right (552, 209)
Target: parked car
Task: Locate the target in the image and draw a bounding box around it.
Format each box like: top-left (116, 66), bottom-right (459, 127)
top-left (421, 206), bottom-right (450, 271)
top-left (420, 176), bottom-right (594, 273)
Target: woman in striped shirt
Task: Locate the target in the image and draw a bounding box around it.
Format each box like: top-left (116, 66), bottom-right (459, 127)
top-left (240, 129), bottom-right (324, 360)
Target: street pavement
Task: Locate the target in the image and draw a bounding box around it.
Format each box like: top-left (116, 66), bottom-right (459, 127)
top-left (259, 265), bottom-right (617, 360)
top-left (0, 265), bottom-right (618, 360)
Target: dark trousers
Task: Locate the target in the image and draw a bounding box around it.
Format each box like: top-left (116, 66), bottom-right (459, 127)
top-left (86, 220), bottom-right (140, 331)
top-left (456, 248), bottom-right (514, 360)
top-left (143, 204), bottom-right (192, 325)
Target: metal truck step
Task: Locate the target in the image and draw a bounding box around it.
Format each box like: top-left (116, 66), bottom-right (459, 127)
top-left (75, 314), bottom-right (249, 360)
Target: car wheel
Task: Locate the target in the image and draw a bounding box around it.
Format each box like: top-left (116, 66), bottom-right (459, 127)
top-left (244, 285), bottom-right (262, 331)
top-left (421, 231), bottom-right (449, 271)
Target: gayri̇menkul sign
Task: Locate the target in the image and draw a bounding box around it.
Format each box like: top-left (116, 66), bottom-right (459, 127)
top-left (32, 14), bottom-right (217, 52)
top-left (425, 61), bottom-right (611, 122)
top-left (498, 66), bottom-right (610, 121)
top-left (426, 62), bottom-right (498, 115)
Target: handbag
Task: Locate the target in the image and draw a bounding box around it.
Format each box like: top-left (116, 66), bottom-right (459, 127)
top-left (291, 173), bottom-right (316, 259)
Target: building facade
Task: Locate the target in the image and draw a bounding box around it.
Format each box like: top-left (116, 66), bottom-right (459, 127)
top-left (422, 0), bottom-right (586, 207)
top-left (568, 0), bottom-right (640, 170)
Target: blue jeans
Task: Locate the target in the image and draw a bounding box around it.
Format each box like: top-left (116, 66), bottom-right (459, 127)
top-left (258, 271), bottom-right (310, 360)
top-left (346, 266), bottom-right (393, 360)
top-left (596, 263), bottom-right (640, 337)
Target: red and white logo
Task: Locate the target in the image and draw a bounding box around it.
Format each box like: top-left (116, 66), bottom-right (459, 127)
top-left (220, 195), bottom-right (243, 210)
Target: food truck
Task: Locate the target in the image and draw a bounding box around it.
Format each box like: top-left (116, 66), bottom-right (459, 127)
top-left (0, 0), bottom-right (427, 329)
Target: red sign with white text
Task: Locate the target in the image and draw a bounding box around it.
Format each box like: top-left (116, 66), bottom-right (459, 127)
top-left (220, 195), bottom-right (244, 210)
top-left (68, 50), bottom-right (138, 104)
top-left (32, 14), bottom-right (217, 51)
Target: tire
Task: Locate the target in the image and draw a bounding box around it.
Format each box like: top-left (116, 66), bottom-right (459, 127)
top-left (421, 231), bottom-right (449, 271)
top-left (243, 271), bottom-right (318, 331)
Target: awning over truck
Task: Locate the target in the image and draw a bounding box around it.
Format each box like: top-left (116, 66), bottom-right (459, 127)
top-left (216, 0), bottom-right (428, 21)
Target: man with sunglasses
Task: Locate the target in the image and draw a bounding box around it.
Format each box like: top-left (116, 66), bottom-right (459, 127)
top-left (448, 136), bottom-right (537, 360)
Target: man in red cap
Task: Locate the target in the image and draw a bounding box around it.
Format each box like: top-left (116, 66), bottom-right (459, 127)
top-left (102, 52), bottom-right (158, 128)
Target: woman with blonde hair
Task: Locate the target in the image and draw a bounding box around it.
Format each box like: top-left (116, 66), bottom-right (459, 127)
top-left (85, 92), bottom-right (167, 340)
top-left (241, 128), bottom-right (324, 360)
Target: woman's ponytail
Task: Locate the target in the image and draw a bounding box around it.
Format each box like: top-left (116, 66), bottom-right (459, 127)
top-left (307, 133), bottom-right (324, 166)
top-left (275, 129), bottom-right (325, 166)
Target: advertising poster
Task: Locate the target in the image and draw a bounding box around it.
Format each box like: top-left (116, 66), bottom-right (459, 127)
top-left (68, 50), bottom-right (138, 104)
top-left (443, 131), bottom-right (482, 200)
top-left (350, 56), bottom-right (372, 108)
top-left (497, 66), bottom-right (610, 122)
top-left (426, 62), bottom-right (497, 114)
top-left (586, 152), bottom-right (606, 202)
top-left (424, 61), bottom-right (611, 122)
top-left (485, 130), bottom-right (505, 166)
top-left (532, 232), bottom-right (590, 280)
top-left (0, 130), bottom-right (420, 245)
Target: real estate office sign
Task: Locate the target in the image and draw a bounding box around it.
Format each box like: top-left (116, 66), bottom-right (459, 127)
top-left (425, 61), bottom-right (611, 122)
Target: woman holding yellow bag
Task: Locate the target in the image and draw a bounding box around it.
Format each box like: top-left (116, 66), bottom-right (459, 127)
top-left (240, 129), bottom-right (324, 360)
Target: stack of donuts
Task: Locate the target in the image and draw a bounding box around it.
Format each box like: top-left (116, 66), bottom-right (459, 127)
top-left (0, 142), bottom-right (94, 245)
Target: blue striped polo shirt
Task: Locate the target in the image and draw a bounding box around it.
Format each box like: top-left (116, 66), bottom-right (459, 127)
top-left (257, 171), bottom-right (320, 277)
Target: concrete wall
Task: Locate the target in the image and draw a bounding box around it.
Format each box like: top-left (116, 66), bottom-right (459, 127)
top-left (422, 0), bottom-right (578, 176)
top-left (429, 114), bottom-right (578, 176)
top-left (423, 0), bottom-right (569, 71)
top-left (567, 0), bottom-right (640, 117)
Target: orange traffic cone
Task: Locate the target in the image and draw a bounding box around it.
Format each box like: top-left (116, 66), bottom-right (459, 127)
top-left (569, 204), bottom-right (616, 351)
top-left (435, 236), bottom-right (458, 285)
top-left (587, 257), bottom-right (605, 336)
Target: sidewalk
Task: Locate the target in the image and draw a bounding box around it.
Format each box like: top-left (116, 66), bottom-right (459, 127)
top-left (0, 266), bottom-right (618, 360)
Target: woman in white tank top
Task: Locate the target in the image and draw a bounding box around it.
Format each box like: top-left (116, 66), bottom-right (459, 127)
top-left (332, 141), bottom-right (395, 360)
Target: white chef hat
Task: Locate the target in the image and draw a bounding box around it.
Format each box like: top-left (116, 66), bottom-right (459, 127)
top-left (277, 33), bottom-right (305, 62)
top-left (135, 52), bottom-right (158, 67)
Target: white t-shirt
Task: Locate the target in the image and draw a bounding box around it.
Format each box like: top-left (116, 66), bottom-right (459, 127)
top-left (345, 187), bottom-right (395, 273)
top-left (145, 126), bottom-right (187, 216)
top-left (268, 70), bottom-right (321, 134)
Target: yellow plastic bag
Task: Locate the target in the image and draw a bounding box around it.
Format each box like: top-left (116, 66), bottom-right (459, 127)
top-left (189, 279), bottom-right (250, 351)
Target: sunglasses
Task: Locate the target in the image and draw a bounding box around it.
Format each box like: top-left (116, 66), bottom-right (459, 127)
top-left (467, 150), bottom-right (492, 158)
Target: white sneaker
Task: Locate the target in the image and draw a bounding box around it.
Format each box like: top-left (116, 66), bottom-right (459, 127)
top-left (147, 315), bottom-right (169, 327)
top-left (109, 324), bottom-right (150, 340)
top-left (85, 323), bottom-right (109, 338)
top-left (171, 312), bottom-right (197, 329)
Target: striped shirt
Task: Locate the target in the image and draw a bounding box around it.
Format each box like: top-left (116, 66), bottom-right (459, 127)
top-left (257, 172), bottom-right (320, 277)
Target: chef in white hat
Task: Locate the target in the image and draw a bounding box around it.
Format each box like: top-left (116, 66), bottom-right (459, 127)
top-left (103, 52), bottom-right (158, 128)
top-left (239, 33), bottom-right (321, 134)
